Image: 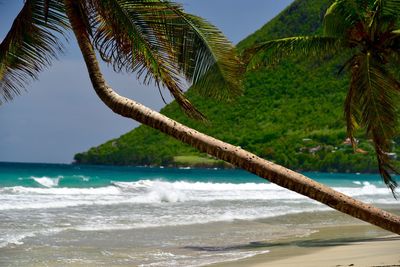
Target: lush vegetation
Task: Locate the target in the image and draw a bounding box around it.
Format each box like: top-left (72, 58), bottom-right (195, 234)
top-left (249, 0), bottom-right (400, 192)
top-left (74, 0), bottom-right (400, 173)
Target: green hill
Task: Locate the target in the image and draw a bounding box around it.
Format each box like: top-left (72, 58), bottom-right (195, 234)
top-left (74, 0), bottom-right (400, 172)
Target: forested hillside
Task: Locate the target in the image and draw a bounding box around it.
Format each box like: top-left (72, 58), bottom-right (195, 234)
top-left (74, 0), bottom-right (400, 172)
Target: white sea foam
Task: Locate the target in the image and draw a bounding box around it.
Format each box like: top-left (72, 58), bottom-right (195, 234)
top-left (32, 176), bottom-right (62, 187)
top-left (0, 227), bottom-right (64, 248)
top-left (0, 199), bottom-right (118, 210)
top-left (2, 185), bottom-right (120, 195)
top-left (115, 179), bottom-right (299, 195)
top-left (0, 185), bottom-right (123, 210)
top-left (112, 180), bottom-right (307, 203)
top-left (113, 179), bottom-right (397, 203)
top-left (201, 250), bottom-right (271, 267)
top-left (0, 180), bottom-right (396, 212)
top-left (114, 180), bottom-right (279, 191)
top-left (139, 250), bottom-right (271, 267)
top-left (0, 232), bottom-right (35, 248)
top-left (335, 182), bottom-right (392, 197)
top-left (72, 206), bottom-right (328, 232)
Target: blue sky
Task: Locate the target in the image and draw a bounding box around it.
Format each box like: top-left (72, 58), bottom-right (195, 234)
top-left (0, 0), bottom-right (293, 163)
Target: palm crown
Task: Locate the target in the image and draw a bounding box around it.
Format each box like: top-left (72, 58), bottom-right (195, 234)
top-left (248, 0), bottom-right (400, 195)
top-left (0, 0), bottom-right (242, 120)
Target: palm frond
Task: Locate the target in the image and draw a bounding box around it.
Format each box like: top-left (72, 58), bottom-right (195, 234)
top-left (387, 34), bottom-right (400, 63)
top-left (348, 52), bottom-right (399, 195)
top-left (323, 0), bottom-right (371, 37)
top-left (369, 0), bottom-right (399, 37)
top-left (344, 65), bottom-right (361, 150)
top-left (324, 0), bottom-right (356, 37)
top-left (157, 7), bottom-right (243, 100)
top-left (0, 0), bottom-right (69, 103)
top-left (89, 0), bottom-right (242, 119)
top-left (245, 36), bottom-right (344, 69)
top-left (379, 0), bottom-right (400, 17)
top-left (89, 0), bottom-right (207, 120)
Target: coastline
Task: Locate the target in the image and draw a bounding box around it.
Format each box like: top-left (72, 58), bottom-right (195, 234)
top-left (212, 224), bottom-right (400, 267)
top-left (2, 163), bottom-right (399, 266)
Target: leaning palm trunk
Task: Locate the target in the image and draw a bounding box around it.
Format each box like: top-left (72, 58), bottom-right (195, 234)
top-left (65, 2), bottom-right (400, 235)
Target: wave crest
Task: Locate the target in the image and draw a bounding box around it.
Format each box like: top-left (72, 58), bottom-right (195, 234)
top-left (32, 176), bottom-right (61, 187)
top-left (0, 180), bottom-right (397, 211)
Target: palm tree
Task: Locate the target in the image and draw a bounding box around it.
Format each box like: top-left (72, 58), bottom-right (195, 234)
top-left (247, 0), bottom-right (400, 195)
top-left (1, 0), bottom-right (400, 234)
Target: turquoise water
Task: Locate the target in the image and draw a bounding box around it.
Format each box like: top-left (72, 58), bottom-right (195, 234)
top-left (0, 162), bottom-right (398, 266)
top-left (0, 162), bottom-right (388, 188)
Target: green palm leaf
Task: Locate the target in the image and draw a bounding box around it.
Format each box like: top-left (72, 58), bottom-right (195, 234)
top-left (348, 52), bottom-right (399, 195)
top-left (89, 0), bottom-right (242, 119)
top-left (369, 0), bottom-right (400, 35)
top-left (324, 0), bottom-right (356, 37)
top-left (379, 0), bottom-right (400, 17)
top-left (89, 0), bottom-right (206, 119)
top-left (245, 36), bottom-right (344, 68)
top-left (344, 57), bottom-right (361, 150)
top-left (158, 7), bottom-right (243, 100)
top-left (0, 0), bottom-right (69, 103)
top-left (323, 0), bottom-right (374, 37)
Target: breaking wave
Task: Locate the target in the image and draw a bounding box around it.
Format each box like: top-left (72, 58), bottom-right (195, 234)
top-left (0, 180), bottom-right (396, 212)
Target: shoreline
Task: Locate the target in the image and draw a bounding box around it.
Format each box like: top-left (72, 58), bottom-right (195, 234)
top-left (2, 163), bottom-right (399, 266)
top-left (212, 224), bottom-right (400, 267)
top-left (72, 161), bottom-right (388, 174)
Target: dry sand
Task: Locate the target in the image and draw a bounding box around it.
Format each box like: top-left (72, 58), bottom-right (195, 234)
top-left (250, 236), bottom-right (400, 267)
top-left (213, 225), bottom-right (400, 267)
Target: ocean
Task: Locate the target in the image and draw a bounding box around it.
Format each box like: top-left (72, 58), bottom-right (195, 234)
top-left (0, 162), bottom-right (398, 266)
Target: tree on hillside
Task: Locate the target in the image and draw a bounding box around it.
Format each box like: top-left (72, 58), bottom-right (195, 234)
top-left (1, 0), bottom-right (399, 234)
top-left (247, 0), bottom-right (400, 195)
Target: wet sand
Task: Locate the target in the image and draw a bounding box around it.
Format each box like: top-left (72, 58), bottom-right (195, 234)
top-left (213, 224), bottom-right (400, 267)
top-left (2, 208), bottom-right (399, 266)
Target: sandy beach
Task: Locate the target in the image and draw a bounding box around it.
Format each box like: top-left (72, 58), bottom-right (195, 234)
top-left (214, 224), bottom-right (400, 267)
top-left (253, 236), bottom-right (400, 267)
